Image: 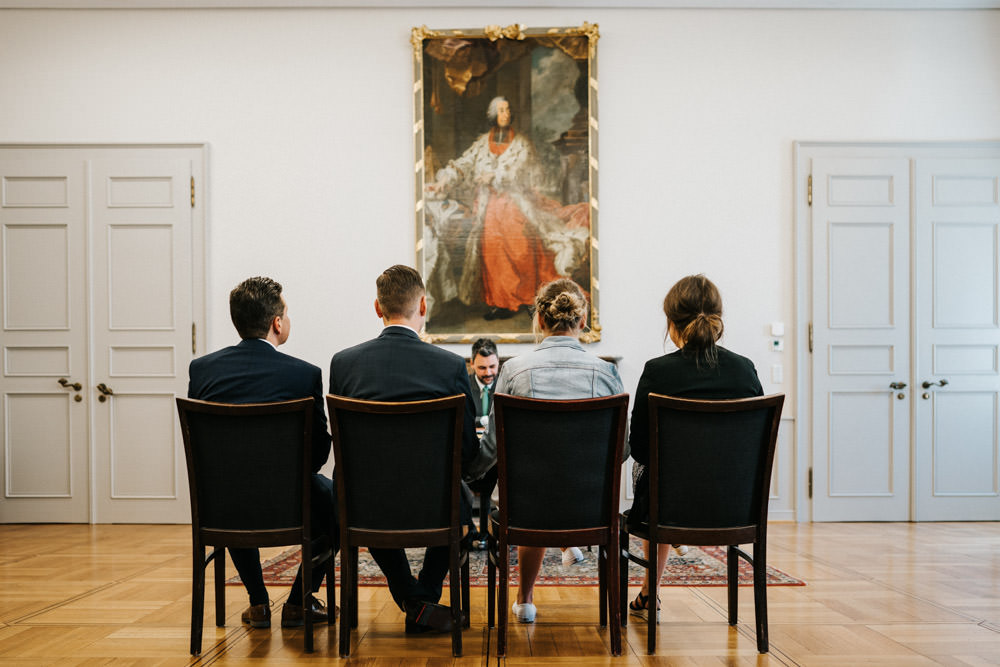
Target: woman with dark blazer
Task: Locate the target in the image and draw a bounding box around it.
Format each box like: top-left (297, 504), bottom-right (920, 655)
top-left (626, 274), bottom-right (763, 621)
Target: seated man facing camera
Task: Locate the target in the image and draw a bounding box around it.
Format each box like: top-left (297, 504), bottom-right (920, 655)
top-left (187, 276), bottom-right (337, 630)
top-left (329, 264), bottom-right (479, 634)
top-left (468, 337), bottom-right (499, 429)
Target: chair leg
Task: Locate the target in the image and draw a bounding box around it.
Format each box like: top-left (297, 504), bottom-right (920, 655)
top-left (619, 527), bottom-right (629, 628)
top-left (326, 550), bottom-right (336, 626)
top-left (487, 534), bottom-right (496, 629)
top-left (647, 537), bottom-right (657, 654)
top-left (461, 550), bottom-right (471, 629)
top-left (753, 541), bottom-right (769, 653)
top-left (190, 544), bottom-right (205, 655)
top-left (449, 542), bottom-right (463, 657)
top-left (497, 537), bottom-right (509, 657)
top-left (338, 545), bottom-right (353, 658)
top-left (212, 547), bottom-right (225, 627)
top-left (352, 546), bottom-right (360, 625)
top-left (598, 545), bottom-right (607, 627)
top-left (302, 542), bottom-right (313, 654)
top-left (607, 532), bottom-right (622, 657)
top-left (727, 545), bottom-right (738, 626)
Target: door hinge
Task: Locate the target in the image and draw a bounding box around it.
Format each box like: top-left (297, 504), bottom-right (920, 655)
top-left (192, 322), bottom-right (197, 354)
top-left (808, 467), bottom-right (813, 499)
top-left (807, 174), bottom-right (813, 206)
top-left (190, 176), bottom-right (195, 208)
top-left (808, 322), bottom-right (813, 353)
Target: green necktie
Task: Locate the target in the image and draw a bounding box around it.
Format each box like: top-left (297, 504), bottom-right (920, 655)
top-left (481, 385), bottom-right (490, 417)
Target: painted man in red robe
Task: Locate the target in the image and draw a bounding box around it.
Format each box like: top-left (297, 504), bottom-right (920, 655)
top-left (428, 96), bottom-right (589, 320)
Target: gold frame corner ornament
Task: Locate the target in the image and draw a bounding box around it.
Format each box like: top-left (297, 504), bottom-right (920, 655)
top-left (410, 25), bottom-right (441, 54)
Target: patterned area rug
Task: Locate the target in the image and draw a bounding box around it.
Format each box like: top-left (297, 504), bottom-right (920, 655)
top-left (228, 537), bottom-right (804, 587)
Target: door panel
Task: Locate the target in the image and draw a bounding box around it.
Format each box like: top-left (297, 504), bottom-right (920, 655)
top-left (914, 158), bottom-right (1000, 520)
top-left (828, 391), bottom-right (896, 495)
top-left (91, 156), bottom-right (193, 523)
top-left (108, 392), bottom-right (178, 498)
top-left (6, 394), bottom-right (73, 495)
top-left (812, 157), bottom-right (911, 521)
top-left (932, 392), bottom-right (996, 495)
top-left (0, 156), bottom-right (89, 522)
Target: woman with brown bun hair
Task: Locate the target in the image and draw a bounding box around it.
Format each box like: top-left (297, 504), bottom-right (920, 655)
top-left (465, 278), bottom-right (624, 624)
top-left (626, 274), bottom-right (763, 622)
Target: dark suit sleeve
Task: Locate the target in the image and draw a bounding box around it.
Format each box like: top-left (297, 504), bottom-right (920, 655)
top-left (309, 365), bottom-right (332, 472)
top-left (747, 360), bottom-right (765, 397)
top-left (456, 361), bottom-right (481, 471)
top-left (187, 360), bottom-right (201, 399)
top-left (628, 362), bottom-right (655, 467)
top-left (328, 356), bottom-right (338, 396)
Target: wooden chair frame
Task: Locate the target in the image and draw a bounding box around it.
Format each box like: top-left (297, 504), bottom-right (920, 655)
top-left (486, 393), bottom-right (629, 657)
top-left (177, 397), bottom-right (335, 655)
top-left (326, 394), bottom-right (469, 657)
top-left (619, 393), bottom-right (784, 654)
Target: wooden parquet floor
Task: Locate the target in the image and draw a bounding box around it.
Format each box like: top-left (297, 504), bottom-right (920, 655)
top-left (1, 522), bottom-right (999, 664)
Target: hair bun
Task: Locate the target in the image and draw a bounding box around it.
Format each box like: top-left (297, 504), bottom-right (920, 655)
top-left (534, 280), bottom-right (587, 335)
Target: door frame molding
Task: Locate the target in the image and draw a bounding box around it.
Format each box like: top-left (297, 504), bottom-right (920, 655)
top-left (0, 142), bottom-right (208, 523)
top-left (794, 140), bottom-right (1000, 522)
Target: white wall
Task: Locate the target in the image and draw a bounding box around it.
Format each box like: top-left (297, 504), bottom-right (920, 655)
top-left (2, 6), bottom-right (999, 516)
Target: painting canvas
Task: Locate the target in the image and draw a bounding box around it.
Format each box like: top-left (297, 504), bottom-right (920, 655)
top-left (412, 23), bottom-right (600, 343)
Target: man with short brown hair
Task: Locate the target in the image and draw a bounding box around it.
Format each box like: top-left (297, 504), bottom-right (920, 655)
top-left (188, 276), bottom-right (336, 631)
top-left (329, 264), bottom-right (479, 634)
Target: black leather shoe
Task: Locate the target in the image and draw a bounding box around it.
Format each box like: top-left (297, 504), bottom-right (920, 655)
top-left (241, 603), bottom-right (271, 628)
top-left (281, 598), bottom-right (336, 627)
top-left (403, 600), bottom-right (461, 634)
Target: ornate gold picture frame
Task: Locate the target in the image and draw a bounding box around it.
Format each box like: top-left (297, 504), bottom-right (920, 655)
top-left (412, 22), bottom-right (600, 344)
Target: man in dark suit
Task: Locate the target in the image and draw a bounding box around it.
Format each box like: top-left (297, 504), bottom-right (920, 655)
top-left (328, 264), bottom-right (479, 634)
top-left (187, 276), bottom-right (336, 631)
top-left (468, 338), bottom-right (499, 428)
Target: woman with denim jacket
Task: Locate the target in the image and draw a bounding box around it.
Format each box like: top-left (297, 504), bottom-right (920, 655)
top-left (469, 278), bottom-right (624, 624)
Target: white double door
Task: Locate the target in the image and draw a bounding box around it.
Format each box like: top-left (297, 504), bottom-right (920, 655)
top-left (805, 144), bottom-right (1000, 521)
top-left (1, 145), bottom-right (204, 523)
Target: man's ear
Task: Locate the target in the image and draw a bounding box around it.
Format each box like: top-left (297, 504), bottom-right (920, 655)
top-left (418, 294), bottom-right (427, 317)
top-left (374, 298), bottom-right (384, 319)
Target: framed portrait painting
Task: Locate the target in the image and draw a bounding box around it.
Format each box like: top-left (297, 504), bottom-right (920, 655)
top-left (412, 22), bottom-right (601, 343)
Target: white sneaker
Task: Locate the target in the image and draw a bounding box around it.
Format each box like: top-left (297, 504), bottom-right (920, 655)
top-left (561, 546), bottom-right (585, 567)
top-left (511, 601), bottom-right (536, 623)
top-left (672, 544), bottom-right (690, 557)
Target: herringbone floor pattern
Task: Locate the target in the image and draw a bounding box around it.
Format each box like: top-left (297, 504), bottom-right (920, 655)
top-left (1, 522), bottom-right (998, 664)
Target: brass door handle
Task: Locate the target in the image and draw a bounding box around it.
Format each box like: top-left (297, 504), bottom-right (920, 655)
top-left (58, 378), bottom-right (82, 391)
top-left (96, 383), bottom-right (115, 402)
top-left (921, 379), bottom-right (949, 389)
top-left (889, 382), bottom-right (907, 390)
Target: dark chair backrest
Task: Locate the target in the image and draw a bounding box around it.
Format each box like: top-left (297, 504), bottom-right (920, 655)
top-left (326, 394), bottom-right (464, 533)
top-left (177, 397), bottom-right (313, 534)
top-left (495, 393), bottom-right (629, 531)
top-left (649, 394), bottom-right (784, 531)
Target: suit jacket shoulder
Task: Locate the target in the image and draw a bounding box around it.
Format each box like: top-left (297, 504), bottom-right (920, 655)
top-left (187, 338), bottom-right (331, 470)
top-left (328, 327), bottom-right (480, 471)
top-left (329, 328), bottom-right (467, 400)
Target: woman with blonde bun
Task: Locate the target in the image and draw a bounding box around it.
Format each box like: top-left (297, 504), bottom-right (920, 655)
top-left (467, 278), bottom-right (624, 624)
top-left (626, 274), bottom-right (763, 622)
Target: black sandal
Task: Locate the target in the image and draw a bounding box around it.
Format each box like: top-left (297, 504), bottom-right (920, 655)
top-left (628, 592), bottom-right (660, 622)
